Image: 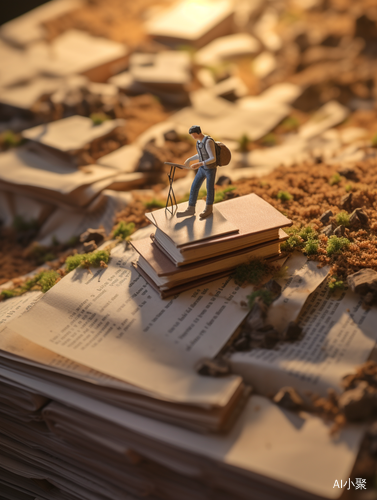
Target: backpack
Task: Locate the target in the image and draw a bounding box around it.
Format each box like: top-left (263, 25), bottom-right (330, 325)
top-left (204, 136), bottom-right (232, 166)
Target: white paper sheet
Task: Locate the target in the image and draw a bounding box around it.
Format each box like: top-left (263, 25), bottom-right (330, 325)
top-left (7, 243), bottom-right (253, 405)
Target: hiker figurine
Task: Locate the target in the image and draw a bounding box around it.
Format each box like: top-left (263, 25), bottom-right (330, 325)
top-left (177, 125), bottom-right (231, 219)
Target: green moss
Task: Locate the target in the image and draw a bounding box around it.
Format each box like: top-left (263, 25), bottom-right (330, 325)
top-left (329, 173), bottom-right (341, 186)
top-left (277, 190), bottom-right (293, 202)
top-left (281, 226), bottom-right (318, 253)
top-left (238, 133), bottom-right (251, 152)
top-left (112, 221), bottom-right (135, 241)
top-left (233, 260), bottom-right (275, 287)
top-left (372, 134), bottom-right (377, 148)
top-left (26, 243), bottom-right (56, 264)
top-left (304, 239), bottom-right (319, 255)
top-left (345, 183), bottom-right (353, 193)
top-left (247, 289), bottom-right (274, 309)
top-left (261, 133), bottom-right (277, 147)
top-left (336, 211), bottom-right (350, 227)
top-left (51, 235), bottom-right (60, 246)
top-left (90, 112), bottom-right (110, 125)
top-left (37, 271), bottom-right (61, 292)
top-left (65, 249), bottom-right (111, 272)
top-left (12, 215), bottom-right (39, 232)
top-left (144, 198), bottom-right (165, 210)
top-left (328, 276), bottom-right (345, 291)
top-left (180, 188), bottom-right (207, 203)
top-left (281, 234), bottom-right (302, 251)
top-left (65, 236), bottom-right (80, 248)
top-left (326, 236), bottom-right (350, 256)
top-left (0, 130), bottom-right (23, 148)
top-left (280, 116), bottom-right (300, 132)
top-left (0, 270), bottom-right (60, 300)
top-left (214, 186), bottom-right (236, 203)
top-left (0, 289), bottom-right (19, 300)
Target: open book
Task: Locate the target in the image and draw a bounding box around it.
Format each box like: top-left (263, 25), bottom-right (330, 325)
top-left (1, 233), bottom-right (376, 498)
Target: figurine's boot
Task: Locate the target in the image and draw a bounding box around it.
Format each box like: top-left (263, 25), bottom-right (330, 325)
top-left (176, 205), bottom-right (196, 218)
top-left (199, 204), bottom-right (213, 219)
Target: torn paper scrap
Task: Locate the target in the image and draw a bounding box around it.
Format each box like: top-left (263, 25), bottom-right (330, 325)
top-left (299, 101), bottom-right (349, 140)
top-left (28, 30), bottom-right (128, 79)
top-left (231, 276), bottom-right (377, 401)
top-left (194, 33), bottom-right (260, 66)
top-left (0, 0), bottom-right (84, 47)
top-left (265, 252), bottom-right (330, 334)
top-left (22, 116), bottom-right (125, 153)
top-left (36, 190), bottom-right (132, 247)
top-left (145, 0), bottom-right (234, 48)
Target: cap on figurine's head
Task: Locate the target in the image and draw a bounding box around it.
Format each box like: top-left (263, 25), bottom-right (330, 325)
top-left (189, 125), bottom-right (201, 135)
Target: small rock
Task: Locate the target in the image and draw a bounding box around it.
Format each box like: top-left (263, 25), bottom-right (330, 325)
top-left (163, 129), bottom-right (180, 142)
top-left (319, 210), bottom-right (333, 225)
top-left (273, 387), bottom-right (304, 410)
top-left (283, 321), bottom-right (302, 341)
top-left (137, 149), bottom-right (164, 172)
top-left (233, 336), bottom-right (251, 351)
top-left (216, 175), bottom-right (232, 187)
top-left (243, 297), bottom-right (268, 332)
top-left (264, 279), bottom-right (282, 300)
top-left (334, 225), bottom-right (346, 237)
top-left (340, 193), bottom-right (353, 211)
top-left (260, 325), bottom-right (280, 349)
top-left (321, 224), bottom-right (333, 237)
top-left (338, 381), bottom-right (377, 420)
top-left (347, 269), bottom-right (377, 295)
top-left (338, 167), bottom-right (358, 182)
top-left (83, 240), bottom-right (97, 252)
top-left (196, 357), bottom-right (231, 377)
top-left (364, 292), bottom-right (375, 306)
top-left (80, 228), bottom-right (106, 244)
top-left (349, 208), bottom-right (368, 225)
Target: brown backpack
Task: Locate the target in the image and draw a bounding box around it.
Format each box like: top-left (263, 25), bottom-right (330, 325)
top-left (204, 136), bottom-right (232, 166)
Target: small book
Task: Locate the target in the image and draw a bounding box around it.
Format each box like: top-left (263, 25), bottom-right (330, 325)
top-left (145, 199), bottom-right (239, 247)
top-left (150, 194), bottom-right (292, 265)
top-left (131, 229), bottom-right (288, 297)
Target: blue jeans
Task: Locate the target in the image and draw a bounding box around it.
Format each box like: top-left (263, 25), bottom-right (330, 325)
top-left (189, 166), bottom-right (217, 206)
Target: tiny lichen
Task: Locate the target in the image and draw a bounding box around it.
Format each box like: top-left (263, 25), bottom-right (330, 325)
top-left (65, 249), bottom-right (111, 272)
top-left (233, 260), bottom-right (276, 287)
top-left (327, 236), bottom-right (350, 256)
top-left (328, 276), bottom-right (345, 291)
top-left (0, 270), bottom-right (60, 301)
top-left (214, 186), bottom-right (236, 204)
top-left (90, 112), bottom-right (110, 125)
top-left (238, 134), bottom-right (251, 152)
top-left (247, 289), bottom-right (274, 309)
top-left (277, 190), bottom-right (293, 202)
top-left (329, 173), bottom-right (341, 186)
top-left (336, 211), bottom-right (350, 227)
top-left (144, 198), bottom-right (165, 210)
top-left (304, 239), bottom-right (319, 255)
top-left (112, 221), bottom-right (135, 241)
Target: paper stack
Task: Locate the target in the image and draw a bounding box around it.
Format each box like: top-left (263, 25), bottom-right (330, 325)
top-left (131, 193), bottom-right (292, 298)
top-left (0, 237), bottom-right (366, 500)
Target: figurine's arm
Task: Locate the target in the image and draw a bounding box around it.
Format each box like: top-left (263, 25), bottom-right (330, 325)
top-left (203, 139), bottom-right (216, 166)
top-left (184, 153), bottom-right (199, 167)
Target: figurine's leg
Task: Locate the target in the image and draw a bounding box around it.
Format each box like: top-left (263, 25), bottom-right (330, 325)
top-left (188, 167), bottom-right (206, 206)
top-left (177, 167), bottom-right (205, 218)
top-left (199, 168), bottom-right (217, 219)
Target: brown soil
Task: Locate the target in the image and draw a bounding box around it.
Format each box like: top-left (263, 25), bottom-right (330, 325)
top-left (228, 154), bottom-right (377, 281)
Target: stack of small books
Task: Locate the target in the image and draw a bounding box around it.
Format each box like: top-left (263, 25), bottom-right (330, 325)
top-left (131, 193), bottom-right (293, 298)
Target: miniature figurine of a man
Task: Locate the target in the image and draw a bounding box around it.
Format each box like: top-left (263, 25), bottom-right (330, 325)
top-left (177, 125), bottom-right (217, 219)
